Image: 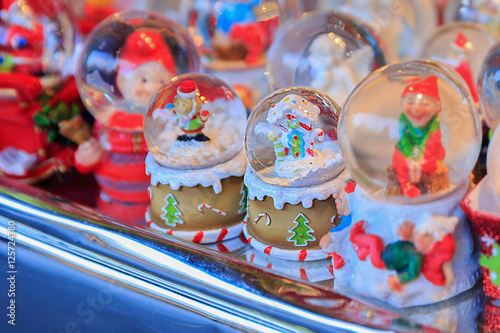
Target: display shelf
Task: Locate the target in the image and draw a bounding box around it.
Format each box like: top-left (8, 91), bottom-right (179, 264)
top-left (0, 175), bottom-right (486, 332)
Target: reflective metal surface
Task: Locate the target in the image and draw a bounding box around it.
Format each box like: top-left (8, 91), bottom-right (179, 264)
top-left (0, 177), bottom-right (484, 332)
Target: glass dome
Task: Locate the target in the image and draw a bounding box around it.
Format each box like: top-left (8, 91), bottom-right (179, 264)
top-left (144, 73), bottom-right (247, 170)
top-left (339, 60), bottom-right (482, 203)
top-left (0, 0), bottom-right (76, 75)
top-left (266, 11), bottom-right (386, 106)
top-left (185, 0), bottom-right (280, 70)
top-left (488, 126), bottom-right (500, 197)
top-left (478, 40), bottom-right (500, 130)
top-left (315, 0), bottom-right (437, 63)
top-left (76, 10), bottom-right (200, 128)
top-left (245, 87), bottom-right (343, 187)
top-left (420, 22), bottom-right (495, 104)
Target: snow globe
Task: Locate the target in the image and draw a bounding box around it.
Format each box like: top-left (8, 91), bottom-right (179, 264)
top-left (75, 10), bottom-right (200, 223)
top-left (478, 40), bottom-right (500, 129)
top-left (420, 21), bottom-right (495, 104)
top-left (462, 125), bottom-right (500, 299)
top-left (444, 0), bottom-right (500, 38)
top-left (244, 87), bottom-right (350, 261)
top-left (317, 0), bottom-right (437, 63)
top-left (185, 0), bottom-right (281, 111)
top-left (321, 59), bottom-right (482, 307)
top-left (144, 73), bottom-right (248, 244)
top-left (0, 0), bottom-right (85, 183)
top-left (267, 11), bottom-right (386, 107)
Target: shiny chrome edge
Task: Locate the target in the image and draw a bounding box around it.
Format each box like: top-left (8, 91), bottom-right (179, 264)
top-left (0, 179), bottom-right (425, 332)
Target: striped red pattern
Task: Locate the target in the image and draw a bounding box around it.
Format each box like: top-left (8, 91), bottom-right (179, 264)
top-left (216, 228), bottom-right (228, 242)
top-left (192, 231), bottom-right (204, 243)
top-left (298, 249), bottom-right (307, 261)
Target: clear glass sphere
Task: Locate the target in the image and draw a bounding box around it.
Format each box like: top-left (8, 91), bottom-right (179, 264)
top-left (144, 73), bottom-right (247, 169)
top-left (186, 0), bottom-right (280, 70)
top-left (0, 0), bottom-right (76, 75)
top-left (420, 22), bottom-right (495, 101)
top-left (314, 0), bottom-right (438, 63)
top-left (478, 40), bottom-right (500, 130)
top-left (444, 0), bottom-right (500, 38)
top-left (245, 87), bottom-right (343, 187)
top-left (339, 60), bottom-right (482, 203)
top-left (266, 11), bottom-right (386, 106)
top-left (488, 126), bottom-right (500, 197)
top-left (76, 10), bottom-right (200, 127)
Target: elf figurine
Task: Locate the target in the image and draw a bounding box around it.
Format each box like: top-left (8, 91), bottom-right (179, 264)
top-left (75, 29), bottom-right (177, 221)
top-left (444, 33), bottom-right (479, 103)
top-left (388, 75), bottom-right (450, 198)
top-left (165, 80), bottom-right (210, 142)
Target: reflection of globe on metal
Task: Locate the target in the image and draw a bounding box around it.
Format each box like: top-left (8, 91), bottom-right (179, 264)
top-left (488, 126), bottom-right (500, 197)
top-left (266, 11), bottom-right (386, 106)
top-left (338, 60), bottom-right (482, 203)
top-left (0, 0), bottom-right (76, 76)
top-left (245, 86), bottom-right (343, 187)
top-left (478, 40), bottom-right (500, 130)
top-left (76, 11), bottom-right (200, 127)
top-left (186, 0), bottom-right (280, 70)
top-left (144, 73), bottom-right (247, 170)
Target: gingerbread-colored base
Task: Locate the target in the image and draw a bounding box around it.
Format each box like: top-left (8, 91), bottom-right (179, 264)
top-left (247, 196), bottom-right (338, 251)
top-left (149, 176), bottom-right (245, 232)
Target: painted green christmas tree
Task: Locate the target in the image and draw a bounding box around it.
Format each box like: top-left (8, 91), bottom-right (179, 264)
top-left (480, 242), bottom-right (500, 286)
top-left (161, 193), bottom-right (183, 227)
top-left (238, 184), bottom-right (248, 215)
top-left (287, 213), bottom-right (315, 246)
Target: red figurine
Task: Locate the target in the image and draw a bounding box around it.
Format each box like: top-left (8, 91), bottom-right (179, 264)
top-left (0, 0), bottom-right (85, 183)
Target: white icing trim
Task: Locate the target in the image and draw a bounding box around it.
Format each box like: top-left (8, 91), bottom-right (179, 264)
top-left (146, 150), bottom-right (247, 194)
top-left (245, 166), bottom-right (350, 209)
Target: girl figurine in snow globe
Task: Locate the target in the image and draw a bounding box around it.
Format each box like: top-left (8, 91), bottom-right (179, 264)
top-left (421, 22), bottom-right (495, 105)
top-left (144, 73), bottom-right (248, 244)
top-left (244, 87), bottom-right (350, 261)
top-left (320, 60), bottom-right (482, 308)
top-left (266, 11), bottom-right (386, 107)
top-left (0, 0), bottom-right (86, 183)
top-left (75, 11), bottom-right (200, 224)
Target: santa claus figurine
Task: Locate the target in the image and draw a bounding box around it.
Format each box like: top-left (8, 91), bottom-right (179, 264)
top-left (444, 32), bottom-right (479, 103)
top-left (388, 75), bottom-right (450, 198)
top-left (0, 0), bottom-right (44, 74)
top-left (75, 28), bottom-right (177, 222)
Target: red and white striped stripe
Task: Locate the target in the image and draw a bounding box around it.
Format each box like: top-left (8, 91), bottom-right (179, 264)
top-left (253, 213), bottom-right (270, 226)
top-left (242, 222), bottom-right (327, 261)
top-left (146, 208), bottom-right (242, 244)
top-left (197, 203), bottom-right (226, 216)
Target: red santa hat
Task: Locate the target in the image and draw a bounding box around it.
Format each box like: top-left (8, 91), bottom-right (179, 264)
top-left (451, 32), bottom-right (472, 51)
top-left (175, 80), bottom-right (201, 117)
top-left (176, 80), bottom-right (198, 99)
top-left (401, 75), bottom-right (440, 102)
top-left (3, 0), bottom-right (16, 10)
top-left (117, 30), bottom-right (176, 75)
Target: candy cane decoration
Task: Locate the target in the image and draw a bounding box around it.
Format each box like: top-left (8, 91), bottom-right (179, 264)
top-left (253, 213), bottom-right (271, 226)
top-left (198, 203), bottom-right (226, 216)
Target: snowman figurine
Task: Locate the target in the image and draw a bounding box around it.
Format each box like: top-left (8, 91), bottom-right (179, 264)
top-left (320, 60), bottom-right (482, 308)
top-left (244, 87), bottom-right (349, 261)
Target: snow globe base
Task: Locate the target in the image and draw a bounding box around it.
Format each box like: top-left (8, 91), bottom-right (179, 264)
top-left (146, 208), bottom-right (243, 244)
top-left (332, 181), bottom-right (480, 308)
top-left (461, 176), bottom-right (500, 299)
top-left (244, 196), bottom-right (338, 261)
top-left (147, 176), bottom-right (246, 244)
